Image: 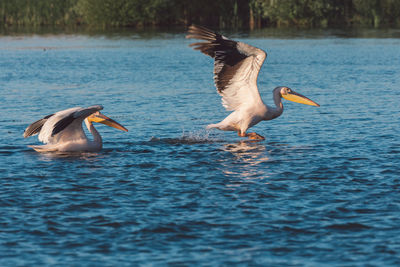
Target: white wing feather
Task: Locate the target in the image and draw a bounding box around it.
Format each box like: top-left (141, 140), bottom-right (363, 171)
top-left (38, 105), bottom-right (103, 144)
top-left (217, 44), bottom-right (266, 111)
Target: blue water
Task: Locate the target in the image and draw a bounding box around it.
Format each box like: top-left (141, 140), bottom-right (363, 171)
top-left (1, 28), bottom-right (400, 265)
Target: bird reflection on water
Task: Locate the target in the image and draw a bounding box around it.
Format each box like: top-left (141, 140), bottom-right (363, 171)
top-left (224, 140), bottom-right (270, 164)
top-left (221, 140), bottom-right (271, 181)
top-left (33, 150), bottom-right (103, 162)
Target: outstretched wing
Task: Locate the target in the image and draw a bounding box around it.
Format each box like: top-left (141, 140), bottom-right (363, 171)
top-left (23, 114), bottom-right (54, 138)
top-left (186, 25), bottom-right (267, 111)
top-left (37, 105), bottom-right (103, 144)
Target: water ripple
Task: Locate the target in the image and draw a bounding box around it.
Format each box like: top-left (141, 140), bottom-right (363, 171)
top-left (1, 33), bottom-right (400, 266)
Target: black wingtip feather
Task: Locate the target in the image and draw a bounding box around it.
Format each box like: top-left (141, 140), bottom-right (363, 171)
top-left (187, 25), bottom-right (247, 67)
top-left (23, 113), bottom-right (54, 138)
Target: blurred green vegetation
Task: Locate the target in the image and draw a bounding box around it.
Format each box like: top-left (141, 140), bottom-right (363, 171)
top-left (1, 0), bottom-right (399, 29)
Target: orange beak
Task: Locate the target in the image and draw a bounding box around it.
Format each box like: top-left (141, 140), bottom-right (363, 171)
top-left (282, 90), bottom-right (320, 107)
top-left (88, 113), bottom-right (128, 132)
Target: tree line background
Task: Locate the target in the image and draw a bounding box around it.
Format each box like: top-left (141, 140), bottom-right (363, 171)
top-left (1, 0), bottom-right (399, 29)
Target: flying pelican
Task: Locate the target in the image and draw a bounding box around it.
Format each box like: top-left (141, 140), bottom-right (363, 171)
top-left (23, 105), bottom-right (128, 152)
top-left (186, 25), bottom-right (320, 140)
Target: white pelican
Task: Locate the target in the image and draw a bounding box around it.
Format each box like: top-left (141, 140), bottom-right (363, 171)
top-left (186, 25), bottom-right (320, 140)
top-left (23, 105), bottom-right (128, 152)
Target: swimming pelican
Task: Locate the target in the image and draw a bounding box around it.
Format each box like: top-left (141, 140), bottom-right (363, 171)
top-left (23, 105), bottom-right (128, 152)
top-left (186, 25), bottom-right (320, 140)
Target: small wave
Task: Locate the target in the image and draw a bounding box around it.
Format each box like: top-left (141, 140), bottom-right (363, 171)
top-left (348, 157), bottom-right (369, 161)
top-left (30, 151), bottom-right (102, 161)
top-left (0, 145), bottom-right (21, 150)
top-left (380, 169), bottom-right (398, 175)
top-left (138, 222), bottom-right (191, 234)
top-left (149, 130), bottom-right (223, 145)
top-left (0, 150), bottom-right (14, 155)
top-left (0, 145), bottom-right (26, 155)
top-left (325, 222), bottom-right (371, 231)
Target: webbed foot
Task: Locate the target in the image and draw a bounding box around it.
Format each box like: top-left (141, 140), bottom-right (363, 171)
top-left (238, 131), bottom-right (265, 140)
top-left (247, 132), bottom-right (265, 140)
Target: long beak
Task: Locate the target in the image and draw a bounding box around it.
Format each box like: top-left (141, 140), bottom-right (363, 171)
top-left (89, 113), bottom-right (128, 132)
top-left (282, 91), bottom-right (320, 107)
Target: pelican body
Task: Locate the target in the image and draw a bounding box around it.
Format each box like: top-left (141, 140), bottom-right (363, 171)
top-left (23, 105), bottom-right (128, 152)
top-left (186, 25), bottom-right (319, 140)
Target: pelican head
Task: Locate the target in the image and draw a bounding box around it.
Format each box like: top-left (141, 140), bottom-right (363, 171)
top-left (279, 87), bottom-right (320, 107)
top-left (87, 112), bottom-right (128, 132)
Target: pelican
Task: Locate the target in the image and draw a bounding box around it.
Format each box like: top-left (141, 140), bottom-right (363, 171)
top-left (186, 25), bottom-right (320, 140)
top-left (23, 105), bottom-right (128, 152)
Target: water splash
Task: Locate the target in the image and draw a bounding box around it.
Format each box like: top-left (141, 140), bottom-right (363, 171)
top-left (149, 129), bottom-right (224, 145)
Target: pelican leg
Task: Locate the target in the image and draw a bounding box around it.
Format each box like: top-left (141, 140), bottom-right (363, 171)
top-left (238, 131), bottom-right (265, 140)
top-left (238, 131), bottom-right (246, 137)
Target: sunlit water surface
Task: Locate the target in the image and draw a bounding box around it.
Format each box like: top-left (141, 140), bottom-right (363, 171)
top-left (1, 28), bottom-right (400, 265)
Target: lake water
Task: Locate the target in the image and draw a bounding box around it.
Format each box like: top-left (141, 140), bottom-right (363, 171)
top-left (1, 28), bottom-right (400, 265)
